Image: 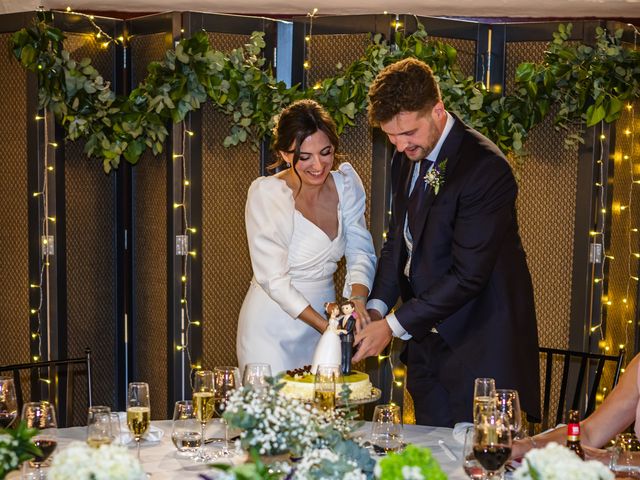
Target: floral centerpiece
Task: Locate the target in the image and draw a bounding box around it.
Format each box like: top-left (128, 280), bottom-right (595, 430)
top-left (48, 441), bottom-right (146, 480)
top-left (0, 421), bottom-right (39, 479)
top-left (513, 442), bottom-right (614, 480)
top-left (212, 378), bottom-right (374, 478)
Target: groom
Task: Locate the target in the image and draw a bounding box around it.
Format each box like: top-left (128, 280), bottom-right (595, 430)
top-left (353, 58), bottom-right (541, 427)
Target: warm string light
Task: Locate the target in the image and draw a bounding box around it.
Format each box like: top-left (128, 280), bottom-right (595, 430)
top-left (63, 6), bottom-right (122, 48)
top-left (173, 124), bottom-right (200, 389)
top-left (303, 8), bottom-right (318, 85)
top-left (30, 111), bottom-right (55, 384)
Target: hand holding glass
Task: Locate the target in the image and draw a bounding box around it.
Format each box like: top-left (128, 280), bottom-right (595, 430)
top-left (127, 382), bottom-right (150, 460)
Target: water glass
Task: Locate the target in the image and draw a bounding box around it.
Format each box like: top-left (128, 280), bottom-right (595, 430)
top-left (171, 400), bottom-right (201, 456)
top-left (313, 364), bottom-right (339, 412)
top-left (495, 389), bottom-right (522, 439)
top-left (109, 412), bottom-right (123, 445)
top-left (462, 426), bottom-right (486, 479)
top-left (242, 363), bottom-right (272, 390)
top-left (610, 433), bottom-right (640, 477)
top-left (87, 405), bottom-right (112, 448)
top-left (0, 377), bottom-right (17, 429)
top-left (370, 404), bottom-right (404, 453)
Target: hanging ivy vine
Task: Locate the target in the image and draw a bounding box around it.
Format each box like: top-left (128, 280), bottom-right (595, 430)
top-left (10, 12), bottom-right (640, 173)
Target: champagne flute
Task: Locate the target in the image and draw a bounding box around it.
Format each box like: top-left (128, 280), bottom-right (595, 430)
top-left (462, 426), bottom-right (486, 479)
top-left (171, 400), bottom-right (201, 456)
top-left (127, 382), bottom-right (150, 461)
top-left (473, 378), bottom-right (496, 421)
top-left (87, 405), bottom-right (112, 448)
top-left (242, 363), bottom-right (272, 390)
top-left (193, 370), bottom-right (215, 462)
top-left (213, 366), bottom-right (241, 456)
top-left (22, 401), bottom-right (57, 479)
top-left (0, 377), bottom-right (17, 429)
top-left (370, 404), bottom-right (404, 453)
top-left (495, 389), bottom-right (522, 440)
top-left (313, 364), bottom-right (339, 412)
top-left (473, 409), bottom-right (512, 479)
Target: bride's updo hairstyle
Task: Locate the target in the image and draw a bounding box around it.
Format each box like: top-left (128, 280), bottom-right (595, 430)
top-left (269, 99), bottom-right (341, 172)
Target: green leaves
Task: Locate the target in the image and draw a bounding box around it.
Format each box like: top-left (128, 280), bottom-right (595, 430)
top-left (10, 19), bottom-right (640, 173)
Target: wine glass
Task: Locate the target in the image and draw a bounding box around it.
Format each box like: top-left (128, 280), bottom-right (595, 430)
top-left (193, 370), bottom-right (215, 462)
top-left (313, 364), bottom-right (339, 412)
top-left (370, 404), bottom-right (404, 453)
top-left (213, 366), bottom-right (241, 456)
top-left (242, 363), bottom-right (272, 390)
top-left (171, 400), bottom-right (201, 457)
top-left (22, 401), bottom-right (57, 478)
top-left (127, 382), bottom-right (150, 461)
top-left (473, 409), bottom-right (512, 479)
top-left (87, 405), bottom-right (112, 448)
top-left (473, 378), bottom-right (496, 420)
top-left (0, 377), bottom-right (17, 429)
top-left (462, 426), bottom-right (486, 479)
top-left (495, 389), bottom-right (522, 439)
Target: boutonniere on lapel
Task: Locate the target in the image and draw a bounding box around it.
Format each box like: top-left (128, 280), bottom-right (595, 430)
top-left (424, 158), bottom-right (448, 195)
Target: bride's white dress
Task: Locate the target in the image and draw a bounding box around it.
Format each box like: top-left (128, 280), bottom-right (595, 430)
top-left (237, 163), bottom-right (376, 375)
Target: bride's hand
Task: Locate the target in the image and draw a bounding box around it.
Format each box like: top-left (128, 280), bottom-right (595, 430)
top-left (352, 299), bottom-right (370, 333)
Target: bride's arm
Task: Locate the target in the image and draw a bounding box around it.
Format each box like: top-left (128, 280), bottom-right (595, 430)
top-left (297, 306), bottom-right (329, 333)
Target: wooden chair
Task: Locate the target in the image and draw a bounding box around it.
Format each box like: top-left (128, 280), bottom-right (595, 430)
top-left (532, 347), bottom-right (625, 433)
top-left (0, 348), bottom-right (93, 427)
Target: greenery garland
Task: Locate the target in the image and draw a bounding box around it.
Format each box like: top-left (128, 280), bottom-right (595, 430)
top-left (10, 13), bottom-right (640, 173)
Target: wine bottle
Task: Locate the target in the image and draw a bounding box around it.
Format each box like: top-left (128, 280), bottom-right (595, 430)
top-left (566, 409), bottom-right (585, 460)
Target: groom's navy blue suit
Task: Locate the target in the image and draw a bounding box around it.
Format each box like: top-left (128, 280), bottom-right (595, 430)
top-left (370, 114), bottom-right (541, 426)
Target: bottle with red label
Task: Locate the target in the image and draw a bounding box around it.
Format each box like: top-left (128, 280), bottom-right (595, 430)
top-left (566, 409), bottom-right (585, 459)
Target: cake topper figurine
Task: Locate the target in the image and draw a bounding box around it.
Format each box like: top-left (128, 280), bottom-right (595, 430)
top-left (311, 302), bottom-right (346, 374)
top-left (339, 300), bottom-right (357, 375)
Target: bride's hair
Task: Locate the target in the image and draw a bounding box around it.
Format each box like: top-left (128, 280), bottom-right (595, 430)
top-left (324, 301), bottom-right (340, 318)
top-left (269, 99), bottom-right (341, 173)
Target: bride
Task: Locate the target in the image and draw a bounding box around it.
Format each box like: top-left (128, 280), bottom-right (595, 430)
top-left (236, 100), bottom-right (377, 375)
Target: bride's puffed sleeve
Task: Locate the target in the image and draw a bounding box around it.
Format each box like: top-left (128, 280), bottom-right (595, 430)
top-left (245, 177), bottom-right (310, 319)
top-left (338, 163), bottom-right (377, 298)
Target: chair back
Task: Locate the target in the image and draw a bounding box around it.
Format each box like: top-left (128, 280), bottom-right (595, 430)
top-left (0, 348), bottom-right (92, 427)
top-left (534, 347), bottom-right (624, 433)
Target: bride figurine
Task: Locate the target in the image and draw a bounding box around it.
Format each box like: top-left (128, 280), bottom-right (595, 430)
top-left (311, 302), bottom-right (346, 374)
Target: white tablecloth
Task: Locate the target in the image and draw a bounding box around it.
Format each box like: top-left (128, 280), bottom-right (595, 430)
top-left (15, 420), bottom-right (468, 479)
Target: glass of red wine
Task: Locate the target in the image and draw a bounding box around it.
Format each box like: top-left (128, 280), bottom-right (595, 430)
top-left (0, 377), bottom-right (18, 429)
top-left (22, 401), bottom-right (58, 478)
top-left (473, 409), bottom-right (511, 479)
top-left (463, 426), bottom-right (487, 479)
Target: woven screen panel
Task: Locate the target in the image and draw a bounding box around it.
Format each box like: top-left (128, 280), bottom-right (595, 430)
top-left (131, 33), bottom-right (167, 87)
top-left (131, 33), bottom-right (170, 419)
top-left (306, 33), bottom-right (371, 87)
top-left (0, 33), bottom-right (30, 366)
top-left (506, 40), bottom-right (581, 423)
top-left (62, 33), bottom-right (117, 425)
top-left (605, 99), bottom-right (639, 371)
top-left (201, 32), bottom-right (257, 369)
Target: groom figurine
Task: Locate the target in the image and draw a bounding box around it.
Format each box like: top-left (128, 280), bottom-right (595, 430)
top-left (353, 58), bottom-right (541, 427)
top-left (339, 301), bottom-right (357, 375)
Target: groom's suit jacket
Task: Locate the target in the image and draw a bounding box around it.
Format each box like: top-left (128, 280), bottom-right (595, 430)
top-left (371, 114), bottom-right (541, 420)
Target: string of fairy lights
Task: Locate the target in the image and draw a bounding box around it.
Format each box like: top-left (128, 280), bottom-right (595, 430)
top-left (589, 24), bottom-right (639, 370)
top-left (172, 123), bottom-right (199, 392)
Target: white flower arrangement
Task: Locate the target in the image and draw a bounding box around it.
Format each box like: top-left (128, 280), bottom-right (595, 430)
top-left (513, 442), bottom-right (614, 480)
top-left (48, 441), bottom-right (146, 480)
top-left (285, 447), bottom-right (367, 480)
top-left (0, 433), bottom-right (21, 475)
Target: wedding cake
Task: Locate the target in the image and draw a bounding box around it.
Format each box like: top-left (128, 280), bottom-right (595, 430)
top-left (279, 366), bottom-right (374, 402)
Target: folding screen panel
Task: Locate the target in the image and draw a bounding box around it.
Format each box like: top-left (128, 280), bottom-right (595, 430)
top-left (0, 13), bottom-right (34, 368)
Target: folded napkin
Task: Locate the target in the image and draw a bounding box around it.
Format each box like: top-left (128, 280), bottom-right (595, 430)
top-left (452, 422), bottom-right (474, 444)
top-left (113, 411), bottom-right (164, 445)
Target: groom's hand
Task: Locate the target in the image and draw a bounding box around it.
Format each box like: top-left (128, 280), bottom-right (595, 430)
top-left (352, 319), bottom-right (392, 362)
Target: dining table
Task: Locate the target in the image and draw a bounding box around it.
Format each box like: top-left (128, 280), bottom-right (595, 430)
top-left (12, 420), bottom-right (469, 479)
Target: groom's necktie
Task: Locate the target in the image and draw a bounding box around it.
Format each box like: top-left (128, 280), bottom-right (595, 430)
top-left (407, 159), bottom-right (434, 238)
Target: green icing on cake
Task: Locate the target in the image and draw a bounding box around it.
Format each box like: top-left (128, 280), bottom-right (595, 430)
top-left (283, 370), bottom-right (368, 384)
